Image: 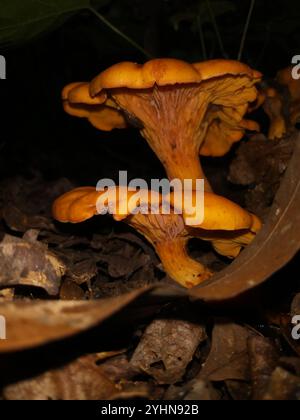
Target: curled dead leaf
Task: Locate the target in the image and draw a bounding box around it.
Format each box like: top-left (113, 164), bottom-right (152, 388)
top-left (0, 287), bottom-right (157, 353)
top-left (130, 318), bottom-right (207, 384)
top-left (190, 134), bottom-right (300, 301)
top-left (0, 234), bottom-right (65, 295)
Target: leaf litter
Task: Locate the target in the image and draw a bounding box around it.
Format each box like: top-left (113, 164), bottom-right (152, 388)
top-left (1, 131), bottom-right (300, 399)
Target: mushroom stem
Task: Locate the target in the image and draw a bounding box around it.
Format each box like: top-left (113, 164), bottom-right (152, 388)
top-left (155, 238), bottom-right (213, 288)
top-left (163, 152), bottom-right (213, 193)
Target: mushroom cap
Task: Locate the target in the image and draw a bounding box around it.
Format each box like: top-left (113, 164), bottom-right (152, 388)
top-left (62, 82), bottom-right (106, 105)
top-left (90, 58), bottom-right (261, 97)
top-left (201, 117), bottom-right (259, 157)
top-left (62, 82), bottom-right (127, 131)
top-left (90, 59), bottom-right (203, 96)
top-left (52, 187), bottom-right (100, 223)
top-left (170, 191), bottom-right (254, 231)
top-left (209, 213), bottom-right (262, 258)
top-left (52, 187), bottom-right (163, 224)
top-left (193, 59), bottom-right (262, 81)
top-left (53, 187), bottom-right (255, 233)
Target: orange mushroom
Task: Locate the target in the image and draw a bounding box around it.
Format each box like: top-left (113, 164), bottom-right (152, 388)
top-left (277, 66), bottom-right (300, 126)
top-left (53, 187), bottom-right (261, 288)
top-left (63, 59), bottom-right (261, 191)
top-left (263, 87), bottom-right (287, 140)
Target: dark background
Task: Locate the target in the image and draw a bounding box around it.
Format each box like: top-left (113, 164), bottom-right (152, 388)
top-left (1, 0), bottom-right (300, 188)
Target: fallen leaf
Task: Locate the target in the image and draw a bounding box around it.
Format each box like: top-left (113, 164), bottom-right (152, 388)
top-left (110, 382), bottom-right (162, 400)
top-left (0, 234), bottom-right (65, 295)
top-left (0, 289), bottom-right (14, 301)
top-left (130, 318), bottom-right (207, 384)
top-left (190, 134), bottom-right (300, 301)
top-left (59, 278), bottom-right (86, 300)
top-left (164, 379), bottom-right (221, 400)
top-left (199, 322), bottom-right (255, 382)
top-left (280, 357), bottom-right (300, 377)
top-left (2, 354), bottom-right (117, 400)
top-left (248, 335), bottom-right (279, 400)
top-left (225, 380), bottom-right (251, 400)
top-left (66, 259), bottom-right (98, 285)
top-left (3, 205), bottom-right (55, 233)
top-left (263, 367), bottom-right (300, 400)
top-left (291, 293), bottom-right (300, 316)
top-left (98, 354), bottom-right (138, 383)
top-left (228, 135), bottom-right (294, 217)
top-left (101, 248), bottom-right (151, 279)
top-left (0, 286), bottom-right (157, 353)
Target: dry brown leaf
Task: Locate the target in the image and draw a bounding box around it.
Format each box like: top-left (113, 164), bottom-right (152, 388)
top-left (190, 134), bottom-right (300, 301)
top-left (280, 357), bottom-right (300, 377)
top-left (0, 286), bottom-right (156, 353)
top-left (263, 367), bottom-right (300, 400)
top-left (248, 335), bottom-right (279, 400)
top-left (98, 354), bottom-right (138, 383)
top-left (228, 135), bottom-right (294, 217)
top-left (130, 318), bottom-right (207, 384)
top-left (66, 259), bottom-right (98, 285)
top-left (164, 380), bottom-right (221, 400)
top-left (291, 293), bottom-right (300, 316)
top-left (3, 205), bottom-right (55, 233)
top-left (199, 322), bottom-right (255, 382)
top-left (101, 248), bottom-right (151, 279)
top-left (59, 278), bottom-right (86, 300)
top-left (225, 380), bottom-right (252, 400)
top-left (0, 234), bottom-right (65, 295)
top-left (2, 355), bottom-right (118, 400)
top-left (110, 381), bottom-right (162, 400)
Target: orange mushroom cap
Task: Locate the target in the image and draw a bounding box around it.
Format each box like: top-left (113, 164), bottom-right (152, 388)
top-left (90, 59), bottom-right (262, 97)
top-left (62, 82), bottom-right (127, 131)
top-left (90, 59), bottom-right (203, 95)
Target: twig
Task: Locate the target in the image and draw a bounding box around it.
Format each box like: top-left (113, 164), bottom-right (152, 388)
top-left (88, 7), bottom-right (153, 59)
top-left (205, 0), bottom-right (228, 58)
top-left (238, 0), bottom-right (256, 61)
top-left (196, 9), bottom-right (207, 60)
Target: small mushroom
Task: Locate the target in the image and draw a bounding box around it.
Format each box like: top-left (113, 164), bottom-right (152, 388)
top-left (263, 87), bottom-right (287, 140)
top-left (63, 59), bottom-right (261, 191)
top-left (53, 187), bottom-right (261, 288)
top-left (277, 66), bottom-right (300, 126)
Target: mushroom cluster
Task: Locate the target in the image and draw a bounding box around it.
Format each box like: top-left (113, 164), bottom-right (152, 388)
top-left (54, 58), bottom-right (263, 288)
top-left (63, 58), bottom-right (261, 192)
top-left (53, 187), bottom-right (261, 288)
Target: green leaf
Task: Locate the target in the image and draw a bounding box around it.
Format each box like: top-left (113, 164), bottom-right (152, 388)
top-left (0, 0), bottom-right (109, 47)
